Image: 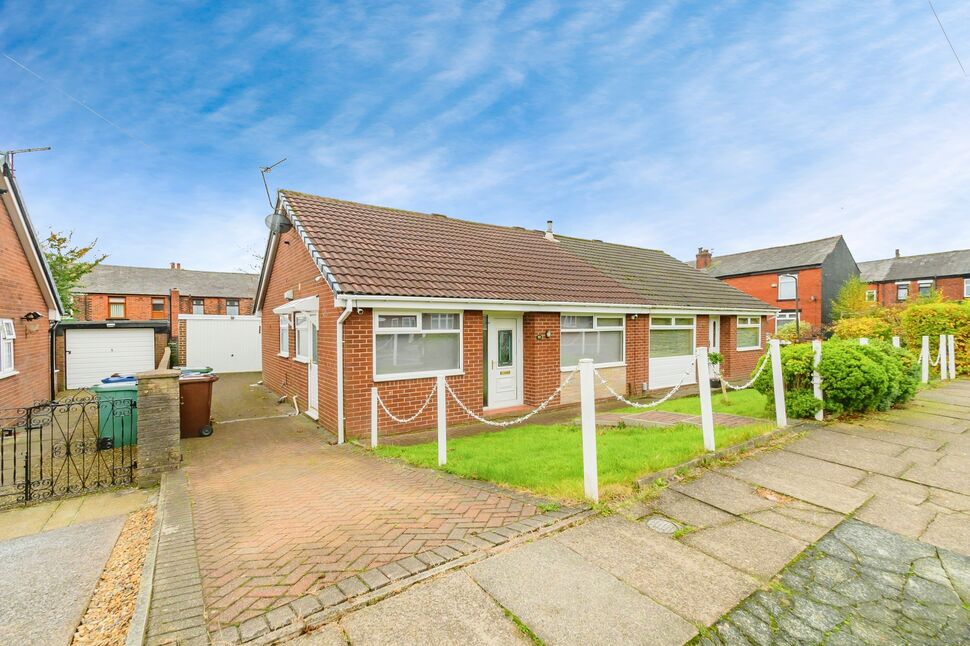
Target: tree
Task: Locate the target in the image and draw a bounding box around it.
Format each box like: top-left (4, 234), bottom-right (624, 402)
top-left (42, 231), bottom-right (107, 317)
top-left (831, 276), bottom-right (877, 320)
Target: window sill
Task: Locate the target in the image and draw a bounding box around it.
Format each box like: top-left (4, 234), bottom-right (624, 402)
top-left (277, 352), bottom-right (290, 358)
top-left (561, 362), bottom-right (625, 372)
top-left (0, 370), bottom-right (19, 381)
top-left (294, 356), bottom-right (310, 364)
top-left (736, 346), bottom-right (762, 352)
top-left (374, 369), bottom-right (463, 383)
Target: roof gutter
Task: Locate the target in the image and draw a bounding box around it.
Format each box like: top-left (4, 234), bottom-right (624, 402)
top-left (335, 299), bottom-right (354, 444)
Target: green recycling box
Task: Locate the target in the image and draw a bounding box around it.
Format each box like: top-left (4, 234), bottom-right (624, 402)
top-left (91, 381), bottom-right (139, 448)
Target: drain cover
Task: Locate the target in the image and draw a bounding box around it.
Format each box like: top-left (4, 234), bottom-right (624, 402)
top-left (645, 515), bottom-right (679, 534)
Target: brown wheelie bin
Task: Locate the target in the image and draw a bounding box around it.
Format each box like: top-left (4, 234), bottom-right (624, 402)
top-left (180, 374), bottom-right (219, 438)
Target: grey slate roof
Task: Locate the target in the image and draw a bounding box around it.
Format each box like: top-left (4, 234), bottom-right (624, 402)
top-left (697, 236), bottom-right (844, 278)
top-left (555, 236), bottom-right (774, 311)
top-left (859, 249), bottom-right (970, 282)
top-left (76, 264), bottom-right (258, 298)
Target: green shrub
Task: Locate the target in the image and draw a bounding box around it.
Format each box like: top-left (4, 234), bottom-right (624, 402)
top-left (900, 302), bottom-right (970, 376)
top-left (831, 316), bottom-right (893, 341)
top-left (774, 321), bottom-right (814, 342)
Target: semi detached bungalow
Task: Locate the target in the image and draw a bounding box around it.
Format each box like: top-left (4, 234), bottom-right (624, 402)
top-left (254, 192), bottom-right (776, 440)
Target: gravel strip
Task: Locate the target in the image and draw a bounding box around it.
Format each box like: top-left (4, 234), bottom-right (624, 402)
top-left (72, 506), bottom-right (156, 646)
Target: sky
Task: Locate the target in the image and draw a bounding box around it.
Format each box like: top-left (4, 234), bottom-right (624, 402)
top-left (3, 1), bottom-right (970, 274)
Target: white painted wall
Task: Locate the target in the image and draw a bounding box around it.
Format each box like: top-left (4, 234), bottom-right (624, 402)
top-left (66, 328), bottom-right (156, 388)
top-left (182, 315), bottom-right (261, 373)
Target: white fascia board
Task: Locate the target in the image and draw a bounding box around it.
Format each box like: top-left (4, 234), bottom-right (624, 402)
top-left (178, 314), bottom-right (261, 321)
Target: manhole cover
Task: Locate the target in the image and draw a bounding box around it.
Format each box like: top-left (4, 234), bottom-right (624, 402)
top-left (645, 515), bottom-right (679, 534)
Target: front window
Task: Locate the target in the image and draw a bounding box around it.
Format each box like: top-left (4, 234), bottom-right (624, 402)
top-left (865, 290), bottom-right (877, 302)
top-left (649, 316), bottom-right (695, 358)
top-left (374, 311), bottom-right (462, 379)
top-left (896, 283), bottom-right (909, 301)
top-left (279, 315), bottom-right (290, 355)
top-left (109, 297), bottom-right (126, 319)
top-left (778, 274), bottom-right (797, 300)
top-left (192, 298), bottom-right (204, 314)
top-left (560, 315), bottom-right (625, 368)
top-left (226, 299), bottom-right (240, 316)
top-left (917, 280), bottom-right (933, 298)
top-left (151, 298), bottom-right (165, 319)
top-left (737, 316), bottom-right (762, 350)
top-left (0, 319), bottom-right (15, 376)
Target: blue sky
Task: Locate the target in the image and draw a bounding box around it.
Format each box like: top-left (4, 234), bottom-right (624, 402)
top-left (3, 1), bottom-right (970, 273)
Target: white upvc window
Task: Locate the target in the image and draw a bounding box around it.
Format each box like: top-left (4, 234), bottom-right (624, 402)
top-left (865, 290), bottom-right (877, 302)
top-left (278, 315), bottom-right (290, 356)
top-left (965, 278), bottom-right (970, 298)
top-left (649, 316), bottom-right (695, 358)
top-left (917, 280), bottom-right (934, 298)
top-left (294, 313), bottom-right (310, 362)
top-left (227, 299), bottom-right (240, 316)
top-left (896, 282), bottom-right (909, 301)
top-left (192, 298), bottom-right (204, 314)
top-left (373, 311), bottom-right (462, 381)
top-left (736, 316), bottom-right (762, 350)
top-left (778, 274), bottom-right (797, 300)
top-left (0, 319), bottom-right (15, 377)
top-left (774, 311), bottom-right (798, 332)
top-left (560, 315), bottom-right (625, 369)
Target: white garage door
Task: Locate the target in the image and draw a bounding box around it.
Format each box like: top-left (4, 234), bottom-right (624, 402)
top-left (66, 328), bottom-right (156, 389)
top-left (183, 315), bottom-right (261, 373)
top-left (648, 316), bottom-right (698, 390)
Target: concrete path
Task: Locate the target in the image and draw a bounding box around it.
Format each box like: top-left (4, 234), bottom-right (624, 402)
top-left (289, 380), bottom-right (970, 646)
top-left (0, 487), bottom-right (150, 541)
top-left (0, 515), bottom-right (125, 646)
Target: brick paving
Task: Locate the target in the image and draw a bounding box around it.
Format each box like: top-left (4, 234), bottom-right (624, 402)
top-left (181, 415), bottom-right (550, 629)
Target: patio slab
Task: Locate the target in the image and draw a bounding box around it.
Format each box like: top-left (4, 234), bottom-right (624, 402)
top-left (903, 464), bottom-right (970, 496)
top-left (785, 436), bottom-right (911, 476)
top-left (681, 519), bottom-right (807, 579)
top-left (671, 471), bottom-right (777, 516)
top-left (723, 459), bottom-right (871, 514)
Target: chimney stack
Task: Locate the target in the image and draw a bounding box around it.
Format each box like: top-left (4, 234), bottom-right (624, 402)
top-left (895, 249), bottom-right (900, 258)
top-left (696, 247), bottom-right (712, 269)
top-left (170, 262), bottom-right (182, 269)
top-left (545, 219), bottom-right (555, 241)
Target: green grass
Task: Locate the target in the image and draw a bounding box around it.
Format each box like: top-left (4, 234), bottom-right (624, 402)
top-left (375, 421), bottom-right (773, 501)
top-left (615, 387), bottom-right (770, 419)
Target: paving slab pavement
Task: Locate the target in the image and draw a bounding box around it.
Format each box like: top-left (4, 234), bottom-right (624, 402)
top-left (785, 435), bottom-right (911, 476)
top-left (903, 463), bottom-right (970, 496)
top-left (0, 515), bottom-right (125, 646)
top-left (467, 538), bottom-right (697, 646)
top-left (833, 420), bottom-right (946, 450)
top-left (681, 518), bottom-right (807, 578)
top-left (722, 458), bottom-right (871, 514)
top-left (0, 487), bottom-right (150, 541)
top-left (670, 471), bottom-right (776, 516)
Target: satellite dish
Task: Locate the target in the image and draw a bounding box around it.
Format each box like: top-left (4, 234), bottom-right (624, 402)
top-left (264, 211), bottom-right (292, 233)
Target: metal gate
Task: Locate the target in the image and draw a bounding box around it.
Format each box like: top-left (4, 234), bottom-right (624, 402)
top-left (0, 393), bottom-right (137, 509)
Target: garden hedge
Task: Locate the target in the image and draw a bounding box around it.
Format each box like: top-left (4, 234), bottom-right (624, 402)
top-left (900, 302), bottom-right (970, 376)
top-left (752, 339), bottom-right (918, 419)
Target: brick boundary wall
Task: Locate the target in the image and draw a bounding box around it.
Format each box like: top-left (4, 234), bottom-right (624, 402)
top-left (136, 368), bottom-right (181, 487)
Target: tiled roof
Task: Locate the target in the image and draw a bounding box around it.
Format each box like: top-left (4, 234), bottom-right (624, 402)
top-left (859, 249), bottom-right (970, 282)
top-left (697, 236), bottom-right (844, 278)
top-left (281, 191), bottom-right (648, 304)
top-left (556, 236), bottom-right (773, 310)
top-left (77, 264), bottom-right (258, 298)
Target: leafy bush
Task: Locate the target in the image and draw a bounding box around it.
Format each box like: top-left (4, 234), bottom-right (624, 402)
top-left (774, 320), bottom-right (815, 342)
top-left (831, 276), bottom-right (879, 320)
top-left (900, 302), bottom-right (970, 376)
top-left (831, 316), bottom-right (893, 342)
top-left (753, 339), bottom-right (917, 419)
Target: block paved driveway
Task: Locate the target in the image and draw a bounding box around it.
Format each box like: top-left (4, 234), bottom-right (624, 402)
top-left (181, 402), bottom-right (549, 629)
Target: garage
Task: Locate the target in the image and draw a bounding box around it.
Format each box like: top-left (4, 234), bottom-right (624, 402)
top-left (648, 315), bottom-right (698, 390)
top-left (182, 315), bottom-right (261, 373)
top-left (65, 327), bottom-right (157, 389)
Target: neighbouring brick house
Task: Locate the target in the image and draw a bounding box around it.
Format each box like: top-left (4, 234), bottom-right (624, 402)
top-left (0, 154), bottom-right (64, 409)
top-left (859, 248), bottom-right (970, 306)
top-left (692, 236), bottom-right (859, 331)
top-left (55, 264), bottom-right (258, 389)
top-left (255, 191), bottom-right (776, 440)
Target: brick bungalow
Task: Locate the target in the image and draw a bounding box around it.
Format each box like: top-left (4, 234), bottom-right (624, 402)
top-left (859, 248), bottom-right (970, 306)
top-left (692, 236), bottom-right (859, 331)
top-left (0, 154), bottom-right (64, 409)
top-left (254, 191), bottom-right (775, 441)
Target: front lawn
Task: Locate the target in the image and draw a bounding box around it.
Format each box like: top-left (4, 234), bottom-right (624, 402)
top-left (375, 421), bottom-right (773, 501)
top-left (616, 387), bottom-right (770, 419)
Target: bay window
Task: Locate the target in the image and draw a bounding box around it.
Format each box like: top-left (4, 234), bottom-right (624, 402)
top-left (0, 319), bottom-right (15, 376)
top-left (374, 312), bottom-right (462, 379)
top-left (560, 315), bottom-right (625, 368)
top-left (649, 316), bottom-right (695, 358)
top-left (279, 315), bottom-right (290, 355)
top-left (736, 316), bottom-right (762, 350)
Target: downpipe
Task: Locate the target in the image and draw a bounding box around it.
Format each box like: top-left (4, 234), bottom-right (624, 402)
top-left (335, 299), bottom-right (354, 444)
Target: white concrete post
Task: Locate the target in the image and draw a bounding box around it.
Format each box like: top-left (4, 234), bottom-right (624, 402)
top-left (940, 335), bottom-right (949, 380)
top-left (370, 387), bottom-right (379, 449)
top-left (769, 339), bottom-right (788, 428)
top-left (946, 334), bottom-right (957, 379)
top-left (579, 359), bottom-right (599, 503)
top-left (437, 375), bottom-right (447, 466)
top-left (812, 339), bottom-right (823, 422)
top-left (892, 336), bottom-right (901, 348)
top-left (696, 347), bottom-right (715, 452)
top-left (859, 337), bottom-right (869, 346)
top-left (921, 336), bottom-right (930, 384)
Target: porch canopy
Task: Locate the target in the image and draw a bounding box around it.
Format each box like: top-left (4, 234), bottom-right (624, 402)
top-left (273, 295), bottom-right (318, 315)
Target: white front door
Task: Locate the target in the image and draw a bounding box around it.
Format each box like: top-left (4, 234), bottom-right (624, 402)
top-left (709, 316), bottom-right (721, 376)
top-left (487, 317), bottom-right (521, 409)
top-left (307, 313), bottom-right (319, 418)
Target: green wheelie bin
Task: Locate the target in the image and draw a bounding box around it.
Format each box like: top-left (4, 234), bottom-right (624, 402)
top-left (91, 381), bottom-right (139, 449)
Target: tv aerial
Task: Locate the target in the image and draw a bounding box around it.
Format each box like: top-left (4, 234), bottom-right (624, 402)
top-left (260, 158), bottom-right (292, 233)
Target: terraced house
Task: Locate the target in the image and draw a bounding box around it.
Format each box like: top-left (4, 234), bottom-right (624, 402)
top-left (859, 248), bottom-right (970, 306)
top-left (255, 191), bottom-right (775, 440)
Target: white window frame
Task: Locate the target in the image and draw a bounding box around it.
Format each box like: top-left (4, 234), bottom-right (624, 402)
top-left (736, 316), bottom-right (762, 351)
top-left (865, 290), bottom-right (877, 302)
top-left (560, 314), bottom-right (626, 371)
top-left (896, 282), bottom-right (909, 301)
top-left (648, 315), bottom-right (696, 359)
top-left (965, 278), bottom-right (970, 298)
top-left (917, 280), bottom-right (934, 298)
top-left (774, 311), bottom-right (798, 332)
top-left (777, 274), bottom-right (797, 301)
top-left (0, 319), bottom-right (15, 378)
top-left (294, 312), bottom-right (310, 363)
top-left (278, 315), bottom-right (290, 356)
top-left (226, 299), bottom-right (240, 317)
top-left (372, 310), bottom-right (464, 382)
top-left (192, 298), bottom-right (204, 315)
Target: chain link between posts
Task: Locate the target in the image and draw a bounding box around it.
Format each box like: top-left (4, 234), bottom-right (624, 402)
top-left (376, 382), bottom-right (438, 424)
top-left (593, 356), bottom-right (698, 409)
top-left (444, 369), bottom-right (579, 427)
top-left (717, 353), bottom-right (770, 391)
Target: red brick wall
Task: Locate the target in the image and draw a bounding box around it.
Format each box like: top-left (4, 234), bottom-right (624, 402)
top-left (624, 314), bottom-right (648, 395)
top-left (720, 315), bottom-right (769, 383)
top-left (869, 277), bottom-right (969, 306)
top-left (721, 268), bottom-right (823, 330)
top-left (74, 293), bottom-right (254, 323)
top-left (522, 312), bottom-right (561, 406)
